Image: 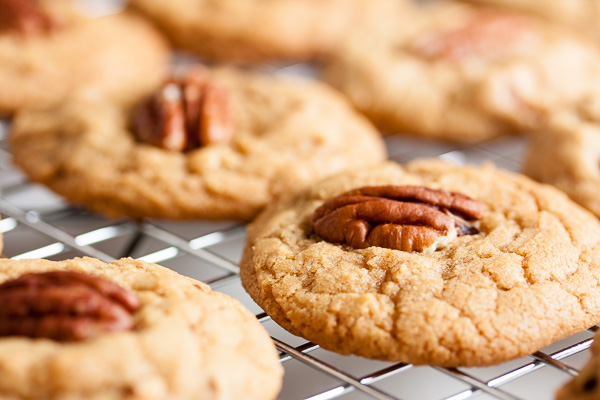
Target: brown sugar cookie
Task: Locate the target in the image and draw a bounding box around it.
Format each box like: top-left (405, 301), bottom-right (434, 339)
top-left (0, 256), bottom-right (282, 400)
top-left (240, 159), bottom-right (600, 366)
top-left (462, 0), bottom-right (600, 44)
top-left (0, 0), bottom-right (169, 114)
top-left (128, 0), bottom-right (407, 64)
top-left (323, 0), bottom-right (600, 143)
top-left (10, 66), bottom-right (386, 220)
top-left (523, 109), bottom-right (600, 218)
top-left (556, 330), bottom-right (600, 400)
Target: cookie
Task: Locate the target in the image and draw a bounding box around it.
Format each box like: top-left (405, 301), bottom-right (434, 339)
top-left (523, 109), bottom-right (600, 218)
top-left (128, 0), bottom-right (406, 64)
top-left (556, 331), bottom-right (600, 400)
top-left (240, 159), bottom-right (600, 366)
top-left (462, 0), bottom-right (600, 44)
top-left (323, 0), bottom-right (600, 143)
top-left (0, 256), bottom-right (282, 400)
top-left (0, 0), bottom-right (169, 114)
top-left (9, 66), bottom-right (386, 220)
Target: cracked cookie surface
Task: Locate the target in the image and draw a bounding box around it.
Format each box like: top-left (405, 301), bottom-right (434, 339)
top-left (0, 0), bottom-right (169, 114)
top-left (240, 159), bottom-right (600, 366)
top-left (9, 66), bottom-right (386, 220)
top-left (0, 257), bottom-right (282, 400)
top-left (323, 0), bottom-right (600, 143)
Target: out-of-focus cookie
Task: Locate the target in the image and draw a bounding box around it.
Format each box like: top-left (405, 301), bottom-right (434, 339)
top-left (556, 330), bottom-right (600, 400)
top-left (10, 66), bottom-right (386, 220)
top-left (129, 0), bottom-right (407, 64)
top-left (240, 159), bottom-right (600, 366)
top-left (323, 0), bottom-right (600, 143)
top-left (462, 0), bottom-right (600, 44)
top-left (0, 256), bottom-right (282, 400)
top-left (523, 108), bottom-right (600, 218)
top-left (0, 0), bottom-right (169, 114)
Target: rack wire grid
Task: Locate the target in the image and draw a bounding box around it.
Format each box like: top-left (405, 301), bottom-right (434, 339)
top-left (0, 115), bottom-right (596, 400)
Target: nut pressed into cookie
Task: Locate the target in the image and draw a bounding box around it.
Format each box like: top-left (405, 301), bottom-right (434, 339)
top-left (0, 270), bottom-right (140, 342)
top-left (129, 0), bottom-right (407, 64)
top-left (0, 257), bottom-right (282, 400)
top-left (0, 0), bottom-right (169, 114)
top-left (240, 159), bottom-right (600, 366)
top-left (523, 110), bottom-right (600, 218)
top-left (9, 66), bottom-right (386, 220)
top-left (323, 0), bottom-right (600, 143)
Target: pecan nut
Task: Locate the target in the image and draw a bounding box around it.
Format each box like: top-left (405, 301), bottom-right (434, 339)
top-left (0, 0), bottom-right (54, 35)
top-left (132, 83), bottom-right (188, 150)
top-left (413, 12), bottom-right (539, 62)
top-left (132, 68), bottom-right (233, 151)
top-left (0, 270), bottom-right (140, 342)
top-left (311, 185), bottom-right (486, 252)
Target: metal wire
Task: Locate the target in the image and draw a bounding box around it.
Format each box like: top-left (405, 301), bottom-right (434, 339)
top-left (0, 131), bottom-right (593, 400)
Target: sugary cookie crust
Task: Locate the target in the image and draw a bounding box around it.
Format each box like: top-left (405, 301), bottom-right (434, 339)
top-left (323, 0), bottom-right (600, 143)
top-left (129, 0), bottom-right (406, 63)
top-left (10, 67), bottom-right (386, 220)
top-left (523, 111), bottom-right (600, 218)
top-left (240, 159), bottom-right (600, 366)
top-left (0, 257), bottom-right (282, 400)
top-left (0, 1), bottom-right (169, 114)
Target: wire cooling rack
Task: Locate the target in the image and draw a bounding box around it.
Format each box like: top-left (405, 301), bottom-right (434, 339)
top-left (0, 117), bottom-right (595, 400)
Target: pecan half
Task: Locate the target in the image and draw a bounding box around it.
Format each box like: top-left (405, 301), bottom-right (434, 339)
top-left (0, 0), bottom-right (54, 35)
top-left (311, 185), bottom-right (486, 252)
top-left (132, 69), bottom-right (233, 151)
top-left (413, 12), bottom-right (539, 62)
top-left (0, 271), bottom-right (140, 342)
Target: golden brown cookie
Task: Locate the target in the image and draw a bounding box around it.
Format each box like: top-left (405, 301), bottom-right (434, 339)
top-left (556, 331), bottom-right (600, 400)
top-left (556, 328), bottom-right (600, 400)
top-left (0, 256), bottom-right (282, 400)
top-left (10, 66), bottom-right (386, 220)
top-left (128, 0), bottom-right (407, 64)
top-left (0, 0), bottom-right (169, 114)
top-left (323, 0), bottom-right (600, 143)
top-left (523, 108), bottom-right (600, 218)
top-left (240, 159), bottom-right (600, 366)
top-left (462, 0), bottom-right (600, 44)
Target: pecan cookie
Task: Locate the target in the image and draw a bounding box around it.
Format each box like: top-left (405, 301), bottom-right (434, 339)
top-left (10, 66), bottom-right (386, 220)
top-left (323, 0), bottom-right (600, 142)
top-left (523, 109), bottom-right (600, 218)
top-left (462, 0), bottom-right (600, 44)
top-left (128, 0), bottom-right (406, 64)
top-left (0, 257), bottom-right (282, 400)
top-left (240, 159), bottom-right (600, 366)
top-left (0, 0), bottom-right (169, 114)
top-left (556, 331), bottom-right (600, 400)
